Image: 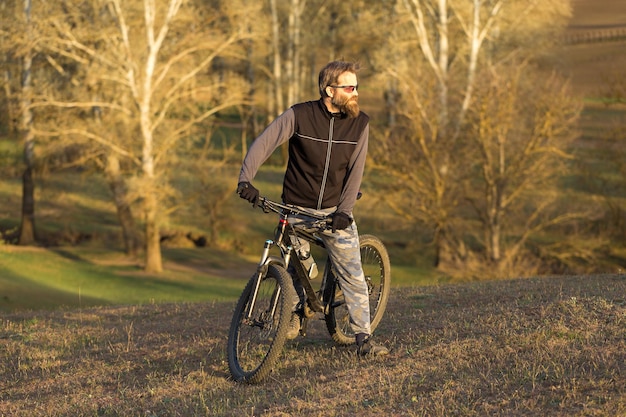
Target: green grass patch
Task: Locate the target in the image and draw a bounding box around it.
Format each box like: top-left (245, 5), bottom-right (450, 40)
top-left (0, 246), bottom-right (251, 312)
top-left (390, 263), bottom-right (447, 286)
top-left (0, 241), bottom-right (436, 312)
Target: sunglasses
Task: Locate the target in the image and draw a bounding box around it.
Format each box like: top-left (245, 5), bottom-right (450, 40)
top-left (330, 85), bottom-right (358, 93)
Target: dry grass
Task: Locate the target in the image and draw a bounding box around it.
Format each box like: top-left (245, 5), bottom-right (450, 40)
top-left (2, 274), bottom-right (625, 416)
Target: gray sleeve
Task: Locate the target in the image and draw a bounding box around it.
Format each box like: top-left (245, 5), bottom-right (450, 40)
top-left (238, 108), bottom-right (295, 183)
top-left (338, 123), bottom-right (369, 215)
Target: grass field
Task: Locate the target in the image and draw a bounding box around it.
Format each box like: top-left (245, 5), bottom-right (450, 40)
top-left (1, 274), bottom-right (624, 416)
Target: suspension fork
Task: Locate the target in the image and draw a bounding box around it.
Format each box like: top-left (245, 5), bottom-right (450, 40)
top-left (244, 215), bottom-right (292, 321)
top-left (244, 240), bottom-right (284, 321)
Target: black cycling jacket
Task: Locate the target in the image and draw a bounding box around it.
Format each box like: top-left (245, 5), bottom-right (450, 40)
top-left (238, 99), bottom-right (369, 214)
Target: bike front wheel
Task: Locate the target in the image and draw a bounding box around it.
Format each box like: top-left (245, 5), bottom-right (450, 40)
top-left (227, 264), bottom-right (294, 383)
top-left (325, 234), bottom-right (391, 345)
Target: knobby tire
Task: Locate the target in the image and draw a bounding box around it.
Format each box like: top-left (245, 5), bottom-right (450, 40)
top-left (227, 264), bottom-right (295, 383)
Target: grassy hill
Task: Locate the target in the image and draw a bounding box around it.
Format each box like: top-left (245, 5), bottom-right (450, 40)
top-left (1, 274), bottom-right (625, 416)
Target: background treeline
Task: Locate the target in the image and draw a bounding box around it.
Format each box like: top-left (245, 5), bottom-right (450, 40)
top-left (0, 0), bottom-right (624, 280)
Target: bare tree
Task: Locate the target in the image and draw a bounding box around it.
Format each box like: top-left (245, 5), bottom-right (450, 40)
top-left (370, 0), bottom-right (577, 276)
top-left (0, 0), bottom-right (40, 245)
top-left (460, 62), bottom-right (582, 277)
top-left (35, 0), bottom-right (256, 272)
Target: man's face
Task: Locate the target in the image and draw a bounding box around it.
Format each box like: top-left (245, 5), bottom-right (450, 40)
top-left (330, 72), bottom-right (359, 118)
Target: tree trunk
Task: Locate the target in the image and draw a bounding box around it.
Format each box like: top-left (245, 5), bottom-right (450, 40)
top-left (18, 0), bottom-right (36, 246)
top-left (144, 189), bottom-right (162, 273)
top-left (269, 0), bottom-right (283, 115)
top-left (140, 123), bottom-right (162, 272)
top-left (19, 166), bottom-right (36, 245)
top-left (2, 68), bottom-right (16, 133)
top-left (269, 0), bottom-right (289, 165)
top-left (105, 154), bottom-right (139, 256)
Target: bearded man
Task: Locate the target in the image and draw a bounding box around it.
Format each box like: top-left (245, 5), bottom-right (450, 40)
top-left (237, 60), bottom-right (388, 356)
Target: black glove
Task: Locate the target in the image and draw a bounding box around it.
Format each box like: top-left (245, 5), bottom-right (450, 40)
top-left (331, 212), bottom-right (352, 233)
top-left (237, 182), bottom-right (259, 207)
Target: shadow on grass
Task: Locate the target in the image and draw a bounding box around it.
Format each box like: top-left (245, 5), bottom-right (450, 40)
top-left (49, 248), bottom-right (94, 264)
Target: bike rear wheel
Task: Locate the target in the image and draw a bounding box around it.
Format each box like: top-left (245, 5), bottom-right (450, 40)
top-left (227, 264), bottom-right (294, 383)
top-left (325, 234), bottom-right (391, 345)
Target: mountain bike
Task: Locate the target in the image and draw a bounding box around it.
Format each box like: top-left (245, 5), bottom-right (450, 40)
top-left (227, 196), bottom-right (391, 383)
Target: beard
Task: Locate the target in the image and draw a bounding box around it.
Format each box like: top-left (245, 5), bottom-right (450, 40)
top-left (332, 95), bottom-right (360, 118)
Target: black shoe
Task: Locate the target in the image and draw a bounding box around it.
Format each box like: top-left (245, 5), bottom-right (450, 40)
top-left (357, 337), bottom-right (389, 356)
top-left (286, 313), bottom-right (301, 340)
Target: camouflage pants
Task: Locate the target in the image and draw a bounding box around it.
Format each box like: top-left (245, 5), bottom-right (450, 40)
top-left (288, 208), bottom-right (371, 336)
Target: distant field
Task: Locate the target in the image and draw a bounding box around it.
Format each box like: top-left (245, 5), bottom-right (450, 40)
top-left (568, 0), bottom-right (626, 27)
top-left (559, 0), bottom-right (626, 96)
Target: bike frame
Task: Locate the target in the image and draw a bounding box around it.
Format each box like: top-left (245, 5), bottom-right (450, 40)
top-left (243, 198), bottom-right (336, 322)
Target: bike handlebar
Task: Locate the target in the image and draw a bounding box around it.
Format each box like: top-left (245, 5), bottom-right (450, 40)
top-left (257, 197), bottom-right (330, 222)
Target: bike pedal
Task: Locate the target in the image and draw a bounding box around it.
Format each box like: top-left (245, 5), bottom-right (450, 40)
top-left (300, 318), bottom-right (309, 335)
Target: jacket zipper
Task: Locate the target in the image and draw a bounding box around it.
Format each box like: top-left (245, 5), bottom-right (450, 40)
top-left (317, 116), bottom-right (334, 209)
